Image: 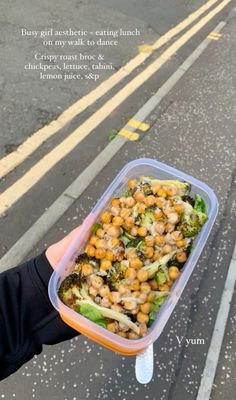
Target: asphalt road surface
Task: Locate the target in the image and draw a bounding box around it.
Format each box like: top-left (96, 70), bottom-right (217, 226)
top-left (0, 1), bottom-right (236, 399)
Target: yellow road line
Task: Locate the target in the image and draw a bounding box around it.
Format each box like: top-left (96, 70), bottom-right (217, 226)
top-left (118, 129), bottom-right (140, 141)
top-left (127, 119), bottom-right (150, 131)
top-left (0, 0), bottom-right (221, 179)
top-left (208, 31), bottom-right (222, 39)
top-left (0, 0), bottom-right (231, 215)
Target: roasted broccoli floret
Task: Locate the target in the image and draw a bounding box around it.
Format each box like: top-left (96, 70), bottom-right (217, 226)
top-left (75, 253), bottom-right (99, 274)
top-left (178, 211), bottom-right (207, 237)
top-left (178, 195), bottom-right (207, 238)
top-left (58, 272), bottom-right (82, 305)
top-left (106, 262), bottom-right (126, 290)
top-left (141, 208), bottom-right (156, 230)
top-left (140, 176), bottom-right (191, 193)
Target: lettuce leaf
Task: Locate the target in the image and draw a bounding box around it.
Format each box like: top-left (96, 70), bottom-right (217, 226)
top-left (79, 303), bottom-right (107, 328)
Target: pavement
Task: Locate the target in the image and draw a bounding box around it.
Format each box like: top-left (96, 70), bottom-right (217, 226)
top-left (0, 1), bottom-right (236, 400)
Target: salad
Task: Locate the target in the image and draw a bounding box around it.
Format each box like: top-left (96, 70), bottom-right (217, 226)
top-left (58, 176), bottom-right (207, 339)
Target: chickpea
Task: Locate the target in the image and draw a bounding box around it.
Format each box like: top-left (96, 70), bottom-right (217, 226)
top-left (131, 307), bottom-right (140, 315)
top-left (147, 292), bottom-right (155, 302)
top-left (153, 250), bottom-right (162, 260)
top-left (140, 302), bottom-right (152, 314)
top-left (168, 212), bottom-right (179, 225)
top-left (107, 322), bottom-right (117, 333)
top-left (111, 198), bottom-right (120, 207)
top-left (155, 209), bottom-right (164, 220)
top-left (108, 237), bottom-right (120, 248)
top-left (166, 186), bottom-right (177, 196)
top-left (118, 284), bottom-right (131, 295)
top-left (111, 304), bottom-right (123, 313)
top-left (128, 179), bottom-right (137, 190)
top-left (95, 239), bottom-right (106, 249)
top-left (124, 216), bottom-right (135, 228)
top-left (168, 265), bottom-right (180, 281)
top-left (117, 331), bottom-right (127, 338)
top-left (171, 231), bottom-right (183, 241)
top-left (130, 257), bottom-right (143, 269)
top-left (155, 235), bottom-right (165, 246)
top-left (126, 249), bottom-right (137, 260)
top-left (89, 286), bottom-right (98, 297)
top-left (109, 291), bottom-right (121, 304)
top-left (123, 299), bottom-right (137, 311)
top-left (105, 250), bottom-right (115, 262)
top-left (165, 222), bottom-right (175, 233)
top-left (173, 203), bottom-right (185, 214)
top-left (144, 246), bottom-right (154, 259)
top-left (120, 208), bottom-right (131, 219)
top-left (149, 278), bottom-right (158, 290)
top-left (128, 331), bottom-right (139, 340)
top-left (176, 239), bottom-right (187, 248)
top-left (131, 226), bottom-right (139, 236)
top-left (157, 188), bottom-right (167, 198)
top-left (137, 312), bottom-right (149, 324)
top-left (145, 195), bottom-right (156, 206)
top-left (100, 211), bottom-right (111, 224)
top-left (139, 292), bottom-right (148, 304)
top-left (100, 297), bottom-right (112, 308)
top-left (100, 259), bottom-right (112, 271)
top-left (85, 244), bottom-right (96, 257)
top-left (81, 263), bottom-right (93, 276)
top-left (89, 235), bottom-right (99, 246)
top-left (112, 216), bottom-right (124, 226)
top-left (154, 222), bottom-right (165, 235)
top-left (130, 279), bottom-right (140, 291)
top-left (96, 228), bottom-right (105, 238)
top-left (125, 197), bottom-right (136, 208)
top-left (136, 203), bottom-right (147, 214)
top-left (99, 284), bottom-right (111, 297)
top-left (134, 191), bottom-right (145, 202)
top-left (118, 322), bottom-right (130, 332)
top-left (159, 283), bottom-right (170, 292)
top-left (140, 282), bottom-right (151, 293)
top-left (95, 248), bottom-right (106, 259)
top-left (156, 197), bottom-right (166, 208)
top-left (91, 275), bottom-right (104, 289)
top-left (139, 323), bottom-right (148, 337)
top-left (125, 267), bottom-right (137, 280)
top-left (137, 269), bottom-right (149, 282)
top-left (176, 251), bottom-right (187, 263)
top-left (145, 235), bottom-right (154, 247)
top-left (162, 244), bottom-right (173, 254)
top-left (137, 226), bottom-right (147, 237)
top-left (151, 183), bottom-right (160, 194)
top-left (107, 225), bottom-right (121, 238)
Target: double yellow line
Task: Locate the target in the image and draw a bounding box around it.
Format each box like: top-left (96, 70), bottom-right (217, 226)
top-left (0, 0), bottom-right (224, 180)
top-left (0, 0), bottom-right (231, 215)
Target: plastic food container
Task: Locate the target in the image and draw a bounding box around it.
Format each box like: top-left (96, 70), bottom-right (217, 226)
top-left (48, 158), bottom-right (218, 357)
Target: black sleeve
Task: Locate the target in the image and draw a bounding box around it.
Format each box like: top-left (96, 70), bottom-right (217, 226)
top-left (0, 251), bottom-right (78, 381)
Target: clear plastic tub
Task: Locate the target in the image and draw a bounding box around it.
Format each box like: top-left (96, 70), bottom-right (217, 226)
top-left (48, 158), bottom-right (218, 356)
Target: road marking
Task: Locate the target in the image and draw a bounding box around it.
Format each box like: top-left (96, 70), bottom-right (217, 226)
top-left (127, 119), bottom-right (150, 131)
top-left (208, 31), bottom-right (222, 39)
top-left (0, 0), bottom-right (224, 180)
top-left (0, 20), bottom-right (226, 271)
top-left (138, 44), bottom-right (153, 54)
top-left (118, 129), bottom-right (139, 141)
top-left (196, 242), bottom-right (236, 400)
top-left (0, 1), bottom-right (231, 215)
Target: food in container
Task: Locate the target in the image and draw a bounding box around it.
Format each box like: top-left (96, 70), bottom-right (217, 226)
top-left (48, 159), bottom-right (218, 355)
